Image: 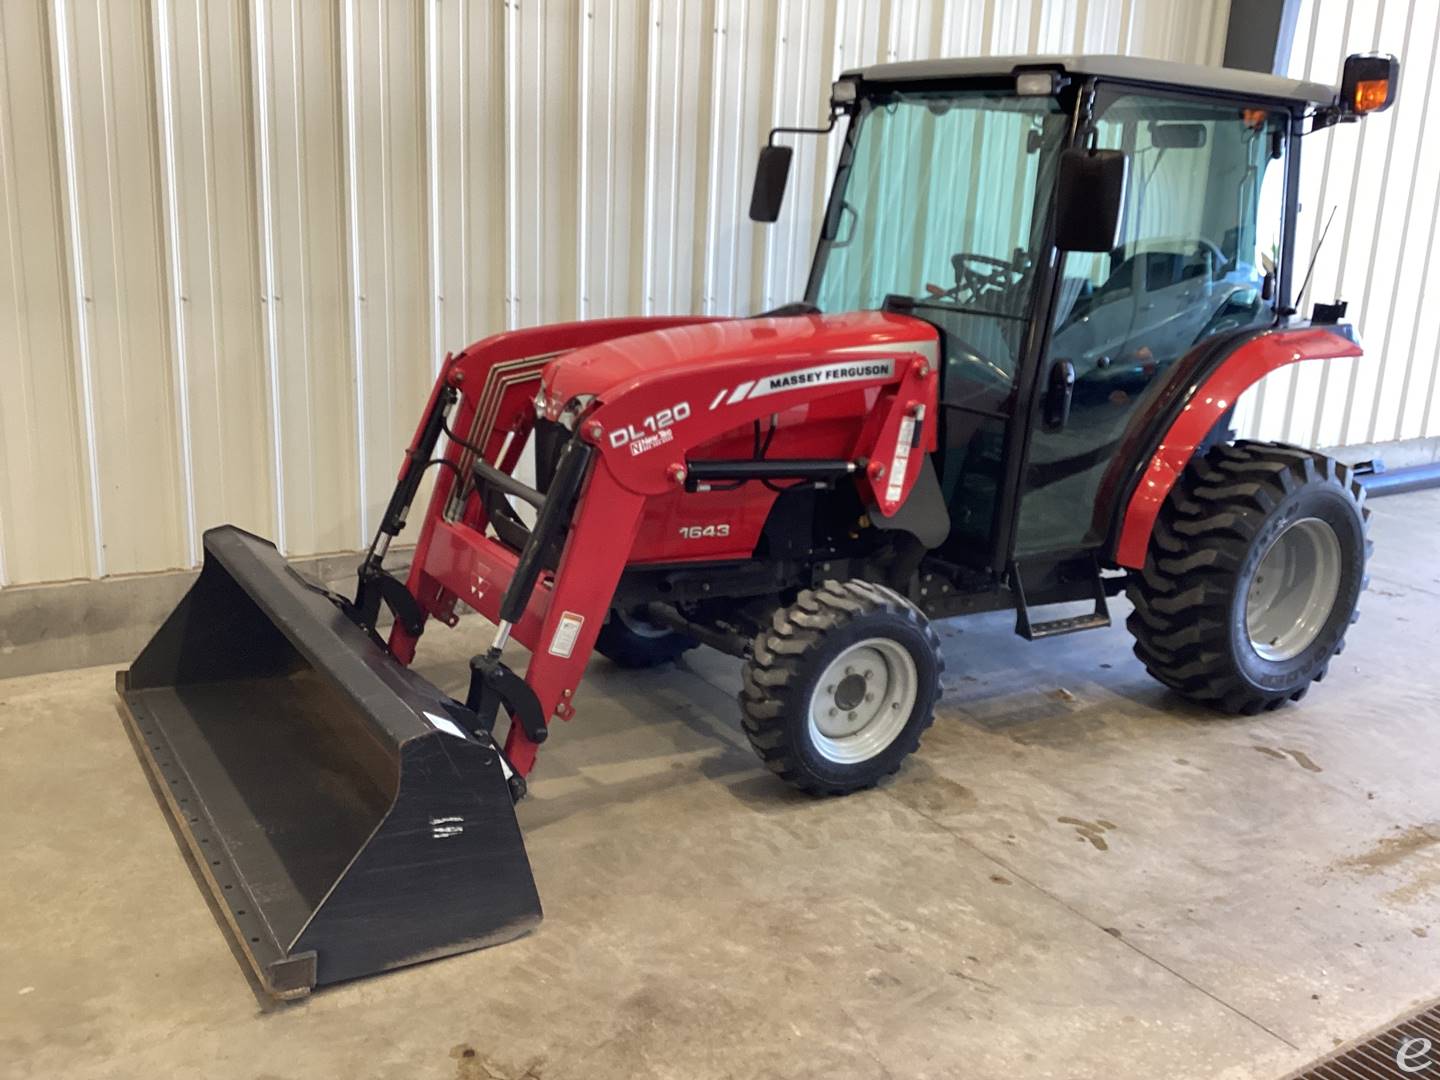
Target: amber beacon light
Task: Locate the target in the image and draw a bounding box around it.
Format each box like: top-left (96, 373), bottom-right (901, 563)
top-left (1341, 53), bottom-right (1399, 115)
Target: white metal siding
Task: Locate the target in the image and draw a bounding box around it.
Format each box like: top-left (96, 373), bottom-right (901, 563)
top-left (1235, 0), bottom-right (1440, 450)
top-left (0, 0), bottom-right (1228, 588)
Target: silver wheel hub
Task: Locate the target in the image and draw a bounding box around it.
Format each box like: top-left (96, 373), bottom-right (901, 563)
top-left (808, 638), bottom-right (918, 764)
top-left (1244, 516), bottom-right (1343, 662)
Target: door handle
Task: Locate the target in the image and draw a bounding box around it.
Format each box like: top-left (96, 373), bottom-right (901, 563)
top-left (1043, 359), bottom-right (1076, 431)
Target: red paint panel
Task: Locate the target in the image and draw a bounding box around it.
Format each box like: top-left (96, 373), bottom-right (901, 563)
top-left (1113, 327), bottom-right (1362, 569)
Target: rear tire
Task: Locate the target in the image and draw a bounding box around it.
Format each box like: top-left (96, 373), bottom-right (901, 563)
top-left (1127, 440), bottom-right (1370, 715)
top-left (594, 608), bottom-right (698, 669)
top-left (740, 580), bottom-right (942, 795)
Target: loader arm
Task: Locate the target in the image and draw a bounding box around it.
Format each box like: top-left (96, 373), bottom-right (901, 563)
top-left (389, 314), bottom-right (940, 776)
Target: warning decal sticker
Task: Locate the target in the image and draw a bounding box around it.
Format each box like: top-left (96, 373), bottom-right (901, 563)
top-left (548, 611), bottom-right (586, 658)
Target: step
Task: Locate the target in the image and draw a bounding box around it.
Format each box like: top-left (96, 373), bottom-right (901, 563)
top-left (1024, 611), bottom-right (1111, 639)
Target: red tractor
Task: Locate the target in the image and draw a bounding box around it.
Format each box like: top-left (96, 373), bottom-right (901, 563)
top-left (119, 53), bottom-right (1398, 996)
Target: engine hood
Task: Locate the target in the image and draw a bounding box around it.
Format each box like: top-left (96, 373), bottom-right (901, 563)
top-left (539, 310), bottom-right (938, 411)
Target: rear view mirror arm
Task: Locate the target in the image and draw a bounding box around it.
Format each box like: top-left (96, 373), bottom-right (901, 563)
top-left (751, 111), bottom-right (844, 224)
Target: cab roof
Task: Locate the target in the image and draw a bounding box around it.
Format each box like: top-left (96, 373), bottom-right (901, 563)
top-left (843, 54), bottom-right (1336, 107)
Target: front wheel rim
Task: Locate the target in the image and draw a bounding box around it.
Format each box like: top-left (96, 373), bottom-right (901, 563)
top-left (1244, 516), bottom-right (1344, 662)
top-left (807, 638), bottom-right (918, 765)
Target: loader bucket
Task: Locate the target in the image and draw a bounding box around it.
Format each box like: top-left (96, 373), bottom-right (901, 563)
top-left (117, 526), bottom-right (541, 998)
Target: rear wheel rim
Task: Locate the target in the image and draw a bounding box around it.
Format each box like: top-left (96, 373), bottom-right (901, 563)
top-left (808, 638), bottom-right (918, 764)
top-left (1244, 516), bottom-right (1343, 662)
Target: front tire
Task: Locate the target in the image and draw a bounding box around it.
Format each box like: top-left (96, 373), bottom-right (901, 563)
top-left (740, 580), bottom-right (942, 795)
top-left (1127, 441), bottom-right (1370, 714)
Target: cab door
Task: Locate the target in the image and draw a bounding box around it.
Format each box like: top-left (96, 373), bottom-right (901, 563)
top-left (1013, 86), bottom-right (1289, 559)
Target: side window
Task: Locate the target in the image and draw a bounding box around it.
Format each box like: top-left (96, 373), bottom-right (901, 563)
top-left (1016, 91), bottom-right (1288, 557)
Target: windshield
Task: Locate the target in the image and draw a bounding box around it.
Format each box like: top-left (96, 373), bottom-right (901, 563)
top-left (812, 89), bottom-right (1071, 312)
top-left (809, 90), bottom-right (1067, 345)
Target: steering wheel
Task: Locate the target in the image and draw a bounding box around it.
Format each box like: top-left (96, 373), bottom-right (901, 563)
top-left (936, 251), bottom-right (1028, 306)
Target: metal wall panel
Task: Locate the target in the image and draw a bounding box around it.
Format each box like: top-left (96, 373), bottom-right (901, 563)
top-left (155, 0), bottom-right (274, 557)
top-left (1235, 0), bottom-right (1440, 450)
top-left (55, 0), bottom-right (190, 576)
top-left (0, 0), bottom-right (1230, 588)
top-left (0, 0), bottom-right (94, 584)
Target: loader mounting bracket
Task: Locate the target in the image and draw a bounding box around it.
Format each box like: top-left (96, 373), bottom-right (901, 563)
top-left (467, 653), bottom-right (549, 745)
top-left (349, 565), bottom-right (426, 637)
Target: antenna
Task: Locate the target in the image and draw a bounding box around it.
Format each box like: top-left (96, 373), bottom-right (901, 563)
top-left (1293, 206), bottom-right (1337, 313)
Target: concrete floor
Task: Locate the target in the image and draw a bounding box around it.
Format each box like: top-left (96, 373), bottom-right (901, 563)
top-left (3, 490), bottom-right (1440, 1080)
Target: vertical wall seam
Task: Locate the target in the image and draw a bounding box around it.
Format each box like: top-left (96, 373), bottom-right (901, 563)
top-left (1333, 0), bottom-right (1392, 443)
top-left (780, 0), bottom-right (812, 309)
top-left (577, 0), bottom-right (591, 319)
top-left (286, 0), bottom-right (318, 548)
top-left (701, 0), bottom-right (726, 315)
top-left (50, 0), bottom-right (107, 577)
top-left (1301, 0), bottom-right (1357, 447)
top-left (341, 0), bottom-right (368, 545)
top-left (641, 0), bottom-right (659, 315)
top-left (377, 2), bottom-right (397, 486)
top-left (458, 0), bottom-right (471, 345)
top-left (503, 0), bottom-right (518, 328)
top-left (0, 8), bottom-right (28, 587)
top-left (723, 0), bottom-right (750, 311)
top-left (602, 0), bottom-right (618, 314)
top-left (425, 0), bottom-right (444, 372)
top-left (1400, 20), bottom-right (1440, 435)
top-left (1258, 0), bottom-right (1322, 433)
top-left (761, 0), bottom-right (789, 312)
top-left (1364, 0), bottom-right (1435, 441)
top-left (151, 0), bottom-right (199, 569)
top-left (251, 0), bottom-right (287, 553)
top-left (663, 2), bottom-right (685, 313)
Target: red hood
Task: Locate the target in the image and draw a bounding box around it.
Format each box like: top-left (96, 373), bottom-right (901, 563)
top-left (541, 311), bottom-right (938, 406)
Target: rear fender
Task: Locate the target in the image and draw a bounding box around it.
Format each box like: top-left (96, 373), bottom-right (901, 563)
top-left (1109, 323), bottom-right (1362, 569)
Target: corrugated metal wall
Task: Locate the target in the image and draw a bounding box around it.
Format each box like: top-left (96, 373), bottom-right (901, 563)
top-left (0, 0), bottom-right (1229, 588)
top-left (1235, 0), bottom-right (1440, 450)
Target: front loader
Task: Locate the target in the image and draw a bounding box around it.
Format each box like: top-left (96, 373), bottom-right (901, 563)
top-left (119, 52), bottom-right (1398, 996)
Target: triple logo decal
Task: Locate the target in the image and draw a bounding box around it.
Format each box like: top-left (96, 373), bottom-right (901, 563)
top-left (708, 359), bottom-right (896, 409)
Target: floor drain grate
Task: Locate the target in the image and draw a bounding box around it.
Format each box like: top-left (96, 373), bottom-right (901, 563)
top-left (1288, 998), bottom-right (1440, 1078)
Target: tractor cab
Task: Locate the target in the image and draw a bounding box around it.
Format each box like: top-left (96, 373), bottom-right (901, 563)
top-left (753, 53), bottom-right (1394, 605)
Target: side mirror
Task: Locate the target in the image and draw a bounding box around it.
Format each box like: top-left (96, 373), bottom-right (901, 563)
top-left (1054, 148), bottom-right (1127, 253)
top-left (749, 145), bottom-right (793, 223)
top-left (1340, 52), bottom-right (1399, 115)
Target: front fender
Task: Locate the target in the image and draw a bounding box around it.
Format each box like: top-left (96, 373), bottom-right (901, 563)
top-left (1108, 323), bottom-right (1362, 569)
